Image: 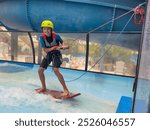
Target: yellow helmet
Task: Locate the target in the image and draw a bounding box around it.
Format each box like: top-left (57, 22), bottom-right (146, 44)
top-left (41, 20), bottom-right (54, 29)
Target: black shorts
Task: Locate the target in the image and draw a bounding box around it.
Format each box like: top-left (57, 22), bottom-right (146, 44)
top-left (40, 51), bottom-right (62, 69)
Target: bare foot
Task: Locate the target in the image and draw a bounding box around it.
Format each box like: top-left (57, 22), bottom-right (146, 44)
top-left (60, 91), bottom-right (70, 97)
top-left (36, 88), bottom-right (46, 93)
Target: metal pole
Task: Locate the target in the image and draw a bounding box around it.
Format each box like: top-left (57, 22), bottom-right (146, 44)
top-left (85, 33), bottom-right (89, 71)
top-left (28, 32), bottom-right (35, 64)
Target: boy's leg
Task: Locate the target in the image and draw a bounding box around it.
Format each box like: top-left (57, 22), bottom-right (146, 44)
top-left (37, 67), bottom-right (46, 93)
top-left (53, 67), bottom-right (69, 96)
top-left (37, 54), bottom-right (51, 93)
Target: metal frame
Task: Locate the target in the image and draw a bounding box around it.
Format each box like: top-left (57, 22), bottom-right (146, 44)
top-left (0, 30), bottom-right (140, 78)
top-left (131, 1), bottom-right (148, 113)
top-left (28, 32), bottom-right (35, 64)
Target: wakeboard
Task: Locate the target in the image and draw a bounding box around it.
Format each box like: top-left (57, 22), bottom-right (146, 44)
top-left (35, 88), bottom-right (81, 99)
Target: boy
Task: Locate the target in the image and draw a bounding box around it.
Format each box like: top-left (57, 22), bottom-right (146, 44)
top-left (37, 20), bottom-right (70, 97)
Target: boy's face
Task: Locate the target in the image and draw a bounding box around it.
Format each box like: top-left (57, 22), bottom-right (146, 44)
top-left (42, 27), bottom-right (51, 36)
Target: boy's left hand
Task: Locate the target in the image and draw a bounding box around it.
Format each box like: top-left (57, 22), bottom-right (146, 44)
top-left (62, 45), bottom-right (69, 49)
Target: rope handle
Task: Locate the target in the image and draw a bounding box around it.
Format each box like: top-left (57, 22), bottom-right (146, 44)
top-left (134, 7), bottom-right (144, 25)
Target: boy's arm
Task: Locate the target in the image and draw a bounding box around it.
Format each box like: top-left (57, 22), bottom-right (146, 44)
top-left (61, 43), bottom-right (69, 50)
top-left (42, 46), bottom-right (58, 53)
top-left (57, 34), bottom-right (69, 50)
top-left (55, 44), bottom-right (69, 50)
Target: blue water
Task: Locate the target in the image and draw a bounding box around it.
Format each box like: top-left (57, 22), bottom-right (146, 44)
top-left (0, 62), bottom-right (134, 113)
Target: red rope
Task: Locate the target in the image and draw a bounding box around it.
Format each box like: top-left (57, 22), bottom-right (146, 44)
top-left (134, 7), bottom-right (144, 25)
